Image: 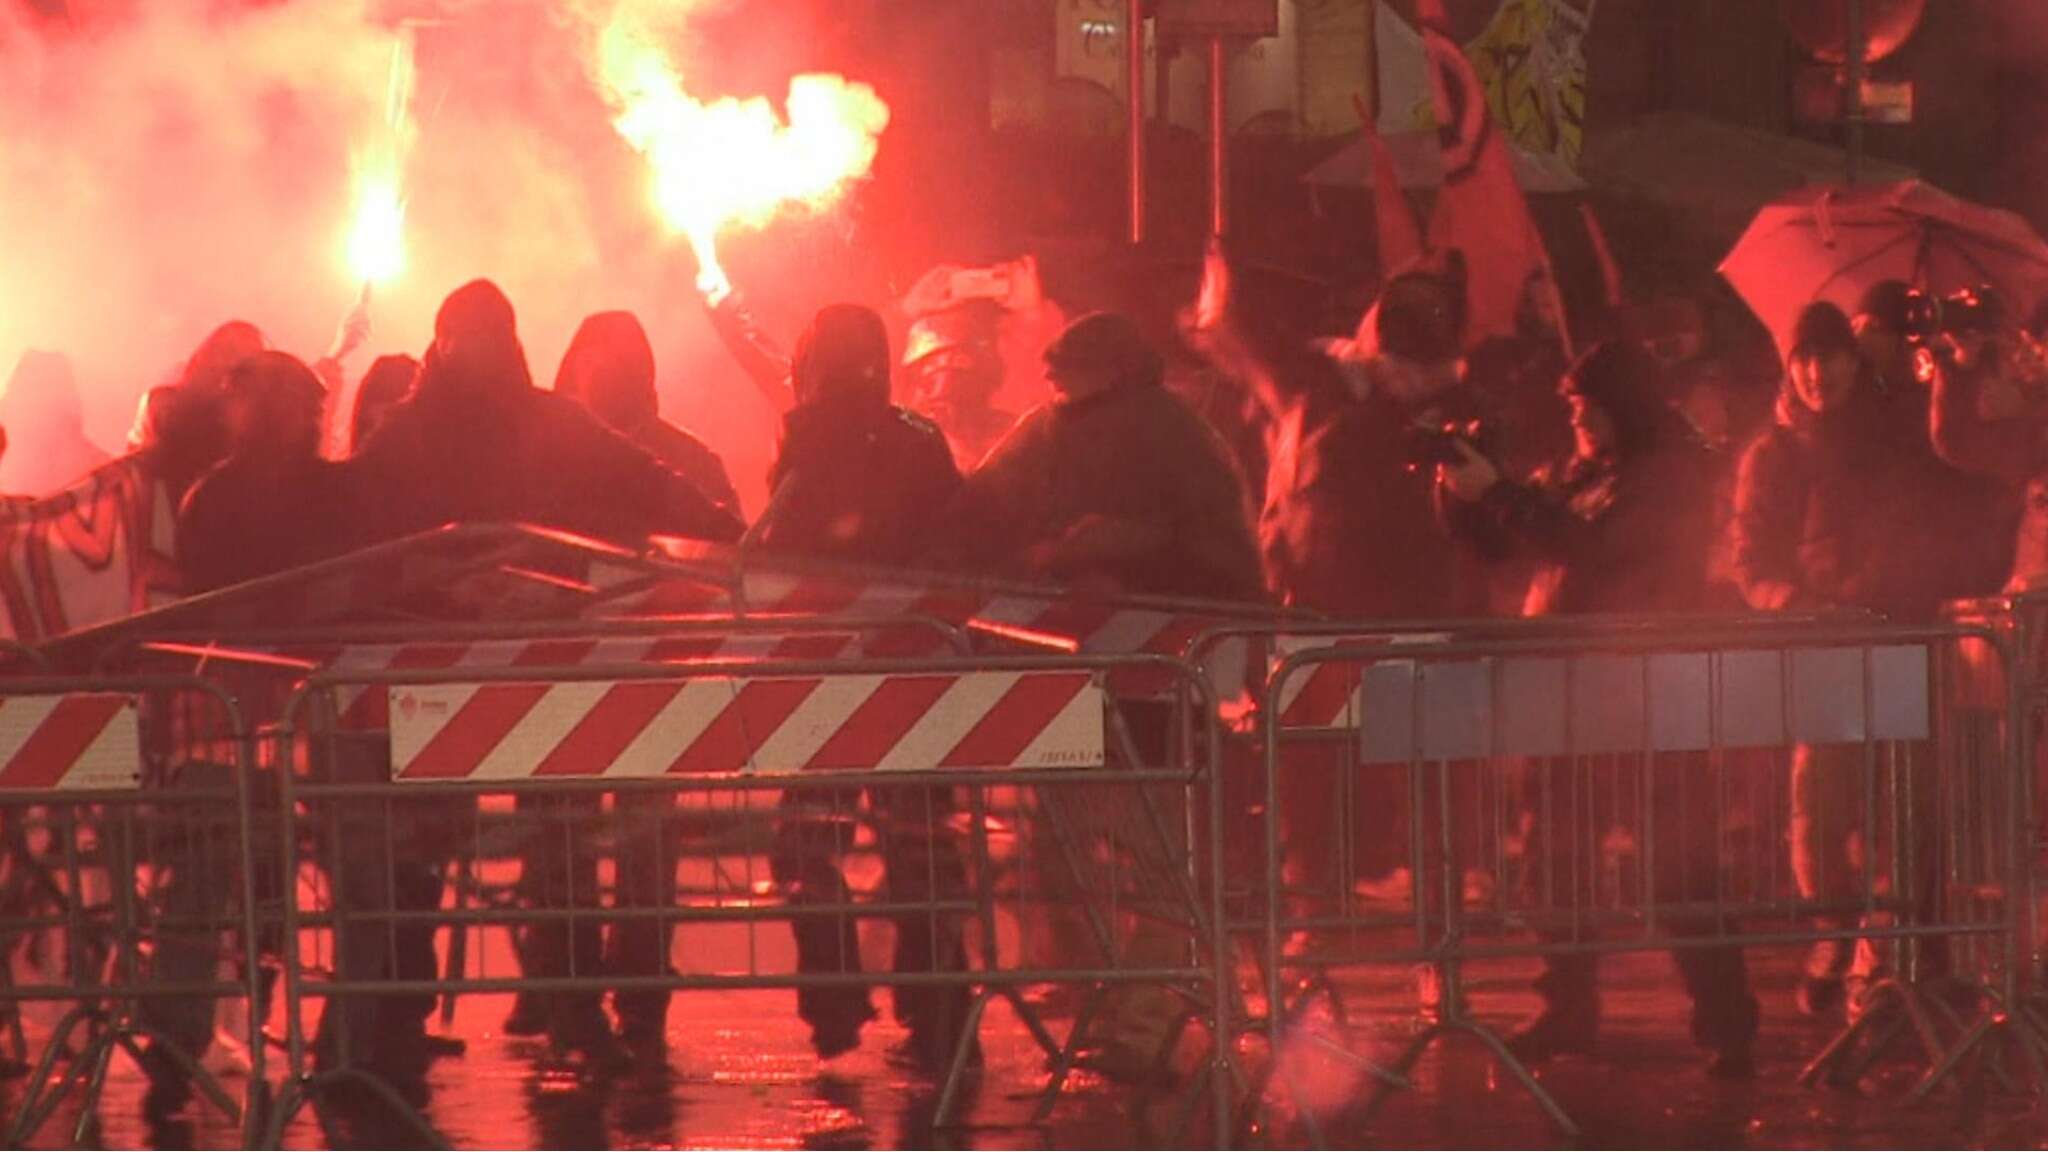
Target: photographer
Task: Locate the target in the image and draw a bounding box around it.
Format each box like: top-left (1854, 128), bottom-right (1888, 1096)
top-left (1929, 294), bottom-right (2041, 591)
top-left (1438, 341), bottom-right (1758, 1076)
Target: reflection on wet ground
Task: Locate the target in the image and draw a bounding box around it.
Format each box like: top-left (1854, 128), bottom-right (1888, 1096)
top-left (6, 947), bottom-right (2045, 1149)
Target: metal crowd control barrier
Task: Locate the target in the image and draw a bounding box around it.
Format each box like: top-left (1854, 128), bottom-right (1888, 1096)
top-left (0, 674), bottom-right (265, 1148)
top-left (1204, 617), bottom-right (2029, 1144)
top-left (256, 650), bottom-right (1230, 1149)
top-left (1944, 592), bottom-right (2048, 1093)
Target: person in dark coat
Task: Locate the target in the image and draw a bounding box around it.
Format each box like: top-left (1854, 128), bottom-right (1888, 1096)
top-left (1730, 301), bottom-right (1990, 622)
top-left (1440, 341), bottom-right (1760, 1077)
top-left (139, 351), bottom-right (354, 1115)
top-left (1730, 301), bottom-right (1996, 1020)
top-left (351, 280), bottom-right (742, 548)
top-left (175, 352), bottom-right (345, 591)
top-left (554, 310), bottom-right (738, 512)
top-left (1187, 247), bottom-right (1479, 615)
top-left (751, 304), bottom-right (962, 565)
top-left (752, 304), bottom-right (972, 1075)
top-left (935, 311), bottom-right (1264, 603)
top-left (506, 312), bottom-right (737, 1056)
top-left (348, 281), bottom-right (742, 1071)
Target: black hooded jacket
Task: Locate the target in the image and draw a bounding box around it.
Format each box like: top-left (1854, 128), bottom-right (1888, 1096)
top-left (351, 282), bottom-right (742, 548)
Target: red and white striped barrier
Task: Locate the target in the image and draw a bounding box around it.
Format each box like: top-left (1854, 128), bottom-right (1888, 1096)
top-left (386, 670), bottom-right (1105, 781)
top-left (277, 632), bottom-right (908, 730)
top-left (1269, 634), bottom-right (1453, 731)
top-left (0, 694), bottom-right (141, 791)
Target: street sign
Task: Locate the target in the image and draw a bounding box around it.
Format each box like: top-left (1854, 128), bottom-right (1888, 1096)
top-left (1154, 0), bottom-right (1280, 39)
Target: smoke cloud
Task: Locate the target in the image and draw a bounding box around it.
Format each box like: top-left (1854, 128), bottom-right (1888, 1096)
top-left (0, 0), bottom-right (847, 504)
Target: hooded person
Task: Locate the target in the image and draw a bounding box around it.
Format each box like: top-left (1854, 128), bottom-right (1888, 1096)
top-left (0, 350), bottom-right (110, 496)
top-left (141, 351), bottom-right (356, 1115)
top-left (341, 282), bottom-right (741, 1072)
top-left (749, 303), bottom-right (961, 563)
top-left (934, 310), bottom-right (1263, 601)
top-left (1437, 340), bottom-right (1760, 1076)
top-left (130, 321), bottom-right (266, 502)
top-left (351, 279), bottom-right (741, 548)
top-left (554, 311), bottom-right (737, 512)
top-left (175, 351), bottom-right (342, 592)
top-left (741, 303), bottom-right (973, 1074)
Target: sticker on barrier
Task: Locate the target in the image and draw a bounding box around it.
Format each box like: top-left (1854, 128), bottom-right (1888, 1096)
top-left (0, 693), bottom-right (143, 791)
top-left (385, 670), bottom-right (1106, 779)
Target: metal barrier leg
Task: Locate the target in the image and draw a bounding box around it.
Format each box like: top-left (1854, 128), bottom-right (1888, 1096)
top-left (1800, 976), bottom-right (1951, 1088)
top-left (1346, 961), bottom-right (1578, 1140)
top-left (1031, 984), bottom-right (1107, 1125)
top-left (68, 1029), bottom-right (117, 1146)
top-left (6, 1004), bottom-right (91, 1146)
top-left (931, 988), bottom-right (995, 1129)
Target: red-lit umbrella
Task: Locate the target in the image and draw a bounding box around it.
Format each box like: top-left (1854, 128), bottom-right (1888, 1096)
top-left (1719, 180), bottom-right (2048, 358)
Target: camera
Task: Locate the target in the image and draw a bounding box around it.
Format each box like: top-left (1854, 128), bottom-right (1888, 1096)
top-left (1404, 419), bottom-right (1488, 475)
top-left (1902, 285), bottom-right (2007, 346)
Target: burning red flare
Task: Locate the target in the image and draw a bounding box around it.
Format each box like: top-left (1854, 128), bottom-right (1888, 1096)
top-left (593, 4), bottom-right (890, 297)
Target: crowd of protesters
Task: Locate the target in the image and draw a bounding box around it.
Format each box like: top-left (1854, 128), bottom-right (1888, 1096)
top-left (5, 230), bottom-right (2046, 1105)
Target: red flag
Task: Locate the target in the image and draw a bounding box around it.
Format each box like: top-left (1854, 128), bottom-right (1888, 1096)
top-left (1354, 93), bottom-right (1425, 273)
top-left (1414, 0), bottom-right (1560, 347)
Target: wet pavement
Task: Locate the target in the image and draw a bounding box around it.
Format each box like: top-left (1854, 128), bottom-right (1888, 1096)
top-left (7, 943), bottom-right (2048, 1149)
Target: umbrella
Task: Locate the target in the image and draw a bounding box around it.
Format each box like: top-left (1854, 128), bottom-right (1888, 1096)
top-left (1719, 180), bottom-right (2048, 359)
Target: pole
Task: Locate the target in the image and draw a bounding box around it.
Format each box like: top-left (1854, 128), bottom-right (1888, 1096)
top-left (1845, 0), bottom-right (1866, 185)
top-left (1209, 34), bottom-right (1228, 238)
top-left (1127, 0), bottom-right (1148, 246)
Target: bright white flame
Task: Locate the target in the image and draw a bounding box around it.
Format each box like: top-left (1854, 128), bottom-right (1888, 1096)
top-left (345, 31), bottom-right (416, 287)
top-left (347, 170), bottom-right (406, 285)
top-left (593, 5), bottom-right (889, 297)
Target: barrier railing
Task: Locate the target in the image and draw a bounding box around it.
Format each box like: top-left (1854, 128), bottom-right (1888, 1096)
top-left (1221, 617), bottom-right (2033, 1144)
top-left (12, 589), bottom-right (2048, 1148)
top-left (257, 650), bottom-right (1231, 1148)
top-left (0, 674), bottom-right (264, 1148)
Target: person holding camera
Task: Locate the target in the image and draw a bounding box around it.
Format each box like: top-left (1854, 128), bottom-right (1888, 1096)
top-left (1928, 294), bottom-right (2043, 592)
top-left (1438, 341), bottom-right (1760, 1076)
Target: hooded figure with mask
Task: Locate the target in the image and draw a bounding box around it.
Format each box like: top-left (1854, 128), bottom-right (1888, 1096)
top-left (744, 303), bottom-right (973, 1075)
top-left (1439, 340), bottom-right (1761, 1078)
top-left (555, 311), bottom-right (738, 513)
top-left (748, 304), bottom-right (961, 563)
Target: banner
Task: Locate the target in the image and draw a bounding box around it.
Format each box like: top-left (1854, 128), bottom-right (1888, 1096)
top-left (0, 455), bottom-right (179, 643)
top-left (1467, 0), bottom-right (1594, 168)
top-left (1378, 0), bottom-right (1594, 169)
